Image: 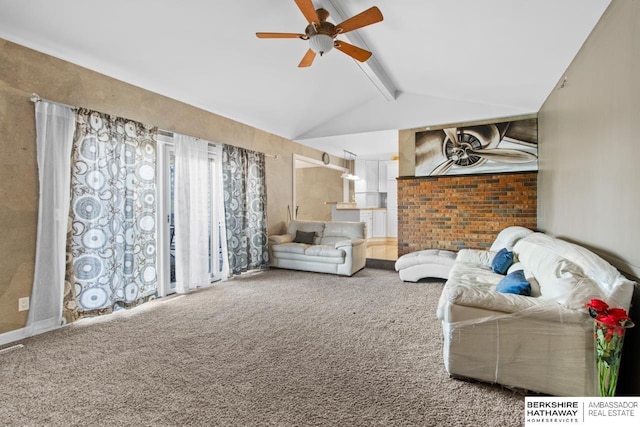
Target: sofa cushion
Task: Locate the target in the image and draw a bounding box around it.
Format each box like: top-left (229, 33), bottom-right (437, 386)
top-left (271, 242), bottom-right (308, 255)
top-left (294, 230), bottom-right (315, 244)
top-left (496, 270), bottom-right (531, 296)
top-left (269, 234), bottom-right (294, 244)
top-left (514, 233), bottom-right (604, 309)
top-left (489, 226), bottom-right (534, 252)
top-left (491, 248), bottom-right (514, 274)
top-left (319, 236), bottom-right (350, 246)
top-left (514, 232), bottom-right (634, 309)
top-left (395, 249), bottom-right (457, 271)
top-left (305, 245), bottom-right (345, 258)
top-left (324, 221), bottom-right (365, 240)
top-left (438, 263), bottom-right (542, 316)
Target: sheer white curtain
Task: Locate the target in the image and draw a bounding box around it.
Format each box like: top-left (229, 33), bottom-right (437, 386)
top-left (174, 134), bottom-right (210, 293)
top-left (29, 102), bottom-right (75, 331)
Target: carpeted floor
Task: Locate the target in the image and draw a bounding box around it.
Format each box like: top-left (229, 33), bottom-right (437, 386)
top-left (0, 268), bottom-right (524, 426)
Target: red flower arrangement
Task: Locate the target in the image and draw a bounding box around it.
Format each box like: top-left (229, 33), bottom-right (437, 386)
top-left (585, 298), bottom-right (634, 396)
top-left (586, 298), bottom-right (633, 327)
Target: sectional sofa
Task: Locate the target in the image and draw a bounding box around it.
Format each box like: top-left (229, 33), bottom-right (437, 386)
top-left (437, 227), bottom-right (635, 396)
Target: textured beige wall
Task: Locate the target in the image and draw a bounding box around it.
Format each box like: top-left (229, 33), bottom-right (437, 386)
top-left (537, 0), bottom-right (640, 277)
top-left (398, 129), bottom-right (416, 177)
top-left (0, 39), bottom-right (338, 334)
top-left (295, 167), bottom-right (344, 221)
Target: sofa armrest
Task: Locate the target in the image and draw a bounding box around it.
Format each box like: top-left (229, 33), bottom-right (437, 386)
top-left (269, 234), bottom-right (294, 244)
top-left (456, 249), bottom-right (495, 267)
top-left (335, 238), bottom-right (365, 249)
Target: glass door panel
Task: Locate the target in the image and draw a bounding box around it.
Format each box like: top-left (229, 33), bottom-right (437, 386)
top-left (158, 140), bottom-right (225, 295)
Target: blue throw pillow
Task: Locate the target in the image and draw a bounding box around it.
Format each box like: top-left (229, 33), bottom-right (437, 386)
top-left (491, 248), bottom-right (514, 274)
top-left (496, 270), bottom-right (531, 296)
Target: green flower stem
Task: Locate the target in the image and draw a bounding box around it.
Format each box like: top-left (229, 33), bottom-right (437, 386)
top-left (594, 321), bottom-right (626, 396)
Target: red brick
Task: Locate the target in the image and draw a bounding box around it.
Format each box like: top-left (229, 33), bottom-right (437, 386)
top-left (397, 172), bottom-right (537, 256)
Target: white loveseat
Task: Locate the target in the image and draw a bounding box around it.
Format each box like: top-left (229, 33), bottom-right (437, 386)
top-left (437, 227), bottom-right (635, 396)
top-left (268, 220), bottom-right (366, 276)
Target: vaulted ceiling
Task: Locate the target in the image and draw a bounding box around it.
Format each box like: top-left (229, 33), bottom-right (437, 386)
top-left (0, 0), bottom-right (610, 159)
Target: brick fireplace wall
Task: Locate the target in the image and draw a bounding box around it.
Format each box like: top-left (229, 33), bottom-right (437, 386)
top-left (397, 171), bottom-right (537, 256)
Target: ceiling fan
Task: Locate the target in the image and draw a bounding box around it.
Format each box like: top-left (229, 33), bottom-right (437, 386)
top-left (256, 0), bottom-right (383, 67)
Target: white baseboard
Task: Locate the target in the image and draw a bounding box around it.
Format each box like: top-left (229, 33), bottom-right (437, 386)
top-left (0, 317), bottom-right (63, 347)
top-left (0, 328), bottom-right (29, 347)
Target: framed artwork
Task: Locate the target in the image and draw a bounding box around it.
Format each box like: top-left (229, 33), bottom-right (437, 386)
top-left (415, 118), bottom-right (538, 177)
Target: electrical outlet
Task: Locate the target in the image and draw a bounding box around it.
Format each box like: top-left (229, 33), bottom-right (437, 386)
top-left (18, 297), bottom-right (30, 312)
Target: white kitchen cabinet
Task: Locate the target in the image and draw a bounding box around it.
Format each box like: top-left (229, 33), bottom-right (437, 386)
top-left (372, 210), bottom-right (387, 237)
top-left (386, 178), bottom-right (397, 210)
top-left (387, 160), bottom-right (400, 181)
top-left (387, 161), bottom-right (399, 179)
top-left (365, 193), bottom-right (379, 208)
top-left (354, 159), bottom-right (367, 193)
top-left (355, 193), bottom-right (379, 208)
top-left (359, 209), bottom-right (373, 239)
top-left (386, 208), bottom-right (397, 237)
top-left (365, 161), bottom-right (379, 192)
top-left (378, 161), bottom-right (388, 192)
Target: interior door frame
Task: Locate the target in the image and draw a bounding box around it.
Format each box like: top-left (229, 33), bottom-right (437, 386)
top-left (157, 137), bottom-right (227, 297)
top-left (292, 154), bottom-right (349, 220)
top-left (156, 137), bottom-right (174, 297)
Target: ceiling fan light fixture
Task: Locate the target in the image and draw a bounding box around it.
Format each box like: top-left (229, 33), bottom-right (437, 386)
top-left (309, 34), bottom-right (334, 56)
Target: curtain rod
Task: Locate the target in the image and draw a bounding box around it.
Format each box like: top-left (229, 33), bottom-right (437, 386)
top-left (29, 93), bottom-right (77, 111)
top-left (29, 94), bottom-right (278, 160)
top-left (159, 128), bottom-right (278, 159)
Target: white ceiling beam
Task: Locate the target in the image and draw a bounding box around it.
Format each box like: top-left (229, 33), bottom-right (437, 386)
top-left (319, 0), bottom-right (398, 102)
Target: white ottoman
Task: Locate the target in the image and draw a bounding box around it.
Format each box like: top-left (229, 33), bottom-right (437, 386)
top-left (394, 249), bottom-right (457, 282)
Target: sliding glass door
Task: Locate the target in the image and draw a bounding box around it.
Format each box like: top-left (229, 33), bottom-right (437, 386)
top-left (207, 153), bottom-right (226, 280)
top-left (157, 137), bottom-right (225, 297)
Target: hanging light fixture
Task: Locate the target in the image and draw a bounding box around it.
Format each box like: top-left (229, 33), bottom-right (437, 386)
top-left (308, 33), bottom-right (334, 56)
top-left (340, 150), bottom-right (359, 180)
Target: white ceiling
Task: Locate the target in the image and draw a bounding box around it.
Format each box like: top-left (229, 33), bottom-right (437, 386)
top-left (0, 0), bottom-right (610, 160)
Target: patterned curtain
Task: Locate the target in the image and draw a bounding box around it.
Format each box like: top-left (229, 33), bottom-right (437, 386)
top-left (63, 109), bottom-right (158, 322)
top-left (222, 145), bottom-right (268, 275)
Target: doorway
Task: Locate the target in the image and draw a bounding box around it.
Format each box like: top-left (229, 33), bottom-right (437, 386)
top-left (292, 154), bottom-right (349, 221)
top-left (157, 135), bottom-right (225, 297)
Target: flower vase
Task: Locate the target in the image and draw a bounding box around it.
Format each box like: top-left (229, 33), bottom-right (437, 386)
top-left (593, 319), bottom-right (632, 396)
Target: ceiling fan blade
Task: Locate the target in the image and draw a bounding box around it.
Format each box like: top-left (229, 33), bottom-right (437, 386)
top-left (334, 41), bottom-right (372, 62)
top-left (256, 32), bottom-right (305, 39)
top-left (298, 49), bottom-right (316, 67)
top-left (431, 159), bottom-right (456, 176)
top-left (467, 148), bottom-right (538, 163)
top-left (443, 128), bottom-right (459, 147)
top-left (294, 0), bottom-right (320, 24)
top-left (335, 6), bottom-right (383, 34)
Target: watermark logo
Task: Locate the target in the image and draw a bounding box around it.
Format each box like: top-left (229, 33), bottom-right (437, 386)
top-left (525, 397), bottom-right (639, 426)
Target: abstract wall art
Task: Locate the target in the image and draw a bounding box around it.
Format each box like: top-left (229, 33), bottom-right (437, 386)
top-left (415, 118), bottom-right (538, 177)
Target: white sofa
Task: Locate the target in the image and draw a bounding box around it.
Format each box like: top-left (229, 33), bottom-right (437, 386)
top-left (268, 220), bottom-right (366, 276)
top-left (437, 227), bottom-right (635, 396)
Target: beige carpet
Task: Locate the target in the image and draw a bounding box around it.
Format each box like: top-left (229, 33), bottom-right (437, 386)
top-left (0, 268), bottom-right (524, 426)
